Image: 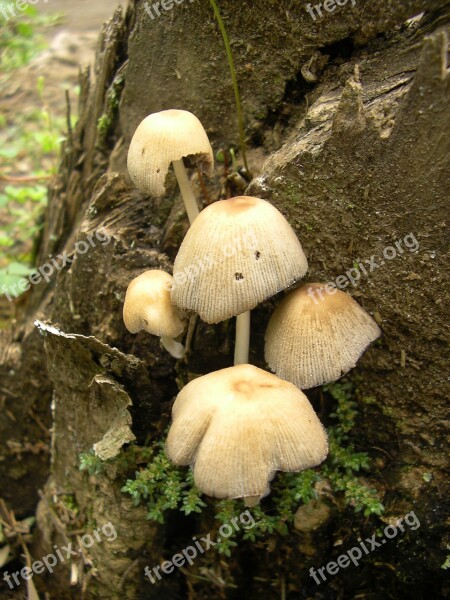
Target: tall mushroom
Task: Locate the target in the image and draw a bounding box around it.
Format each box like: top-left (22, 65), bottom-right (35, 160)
top-left (171, 196), bottom-right (308, 364)
top-left (123, 270), bottom-right (186, 359)
top-left (265, 283), bottom-right (381, 389)
top-left (166, 364), bottom-right (328, 506)
top-left (127, 109), bottom-right (214, 224)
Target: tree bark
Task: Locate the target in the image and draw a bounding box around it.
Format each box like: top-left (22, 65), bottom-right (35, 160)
top-left (0, 1), bottom-right (448, 598)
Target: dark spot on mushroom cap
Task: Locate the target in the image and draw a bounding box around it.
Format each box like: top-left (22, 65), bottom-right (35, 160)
top-left (156, 168), bottom-right (160, 173)
top-left (141, 149), bottom-right (145, 155)
top-left (255, 251), bottom-right (261, 260)
top-left (235, 272), bottom-right (244, 281)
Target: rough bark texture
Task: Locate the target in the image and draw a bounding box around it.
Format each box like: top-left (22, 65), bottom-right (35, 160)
top-left (0, 0), bottom-right (449, 598)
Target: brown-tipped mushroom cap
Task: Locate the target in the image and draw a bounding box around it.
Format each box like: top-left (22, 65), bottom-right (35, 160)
top-left (171, 196), bottom-right (308, 323)
top-left (123, 270), bottom-right (185, 338)
top-left (265, 283), bottom-right (381, 389)
top-left (166, 364), bottom-right (328, 503)
top-left (127, 109), bottom-right (213, 196)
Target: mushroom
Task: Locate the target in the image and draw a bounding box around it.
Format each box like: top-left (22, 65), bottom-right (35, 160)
top-left (127, 109), bottom-right (214, 224)
top-left (123, 270), bottom-right (186, 358)
top-left (265, 283), bottom-right (381, 389)
top-left (170, 196), bottom-right (308, 364)
top-left (166, 364), bottom-right (328, 506)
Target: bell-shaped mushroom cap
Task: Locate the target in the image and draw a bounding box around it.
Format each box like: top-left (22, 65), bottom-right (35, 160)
top-left (166, 364), bottom-right (328, 502)
top-left (265, 283), bottom-right (381, 389)
top-left (127, 109), bottom-right (214, 196)
top-left (171, 196), bottom-right (308, 323)
top-left (123, 270), bottom-right (185, 338)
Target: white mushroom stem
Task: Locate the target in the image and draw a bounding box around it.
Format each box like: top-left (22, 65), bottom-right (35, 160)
top-left (172, 159), bottom-right (200, 224)
top-left (244, 495), bottom-right (260, 508)
top-left (234, 311), bottom-right (251, 365)
top-left (161, 336), bottom-right (185, 359)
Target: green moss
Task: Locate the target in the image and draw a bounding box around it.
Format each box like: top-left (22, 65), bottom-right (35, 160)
top-left (361, 395), bottom-right (377, 405)
top-left (441, 546), bottom-right (450, 570)
top-left (280, 181), bottom-right (302, 205)
top-left (380, 405), bottom-right (397, 418)
top-left (79, 449), bottom-right (106, 475)
top-left (60, 494), bottom-right (79, 515)
top-left (322, 381), bottom-right (384, 517)
top-left (120, 441), bottom-right (206, 523)
top-left (97, 73), bottom-right (125, 142)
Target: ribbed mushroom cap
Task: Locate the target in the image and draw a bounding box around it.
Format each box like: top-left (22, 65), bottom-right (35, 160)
top-left (171, 196), bottom-right (308, 323)
top-left (127, 109), bottom-right (213, 196)
top-left (166, 364), bottom-right (328, 502)
top-left (265, 283), bottom-right (381, 389)
top-left (123, 270), bottom-right (185, 338)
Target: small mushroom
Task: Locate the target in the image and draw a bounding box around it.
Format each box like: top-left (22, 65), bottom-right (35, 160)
top-left (166, 364), bottom-right (328, 506)
top-left (265, 283), bottom-right (381, 389)
top-left (127, 109), bottom-right (214, 224)
top-left (171, 196), bottom-right (308, 364)
top-left (123, 270), bottom-right (186, 358)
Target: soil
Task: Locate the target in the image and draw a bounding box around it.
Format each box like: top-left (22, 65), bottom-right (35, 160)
top-left (2, 0), bottom-right (122, 118)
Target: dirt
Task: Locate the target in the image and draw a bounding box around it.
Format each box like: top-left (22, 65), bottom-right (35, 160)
top-left (39, 0), bottom-right (123, 32)
top-left (2, 0), bottom-right (122, 117)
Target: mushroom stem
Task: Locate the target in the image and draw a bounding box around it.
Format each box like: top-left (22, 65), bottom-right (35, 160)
top-left (183, 315), bottom-right (197, 358)
top-left (244, 495), bottom-right (260, 508)
top-left (172, 159), bottom-right (200, 224)
top-left (161, 336), bottom-right (185, 359)
top-left (234, 311), bottom-right (251, 365)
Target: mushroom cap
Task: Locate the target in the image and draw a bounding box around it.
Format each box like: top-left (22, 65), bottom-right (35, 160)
top-left (171, 196), bottom-right (308, 323)
top-left (265, 283), bottom-right (381, 389)
top-left (166, 364), bottom-right (328, 502)
top-left (127, 109), bottom-right (214, 196)
top-left (123, 270), bottom-right (185, 338)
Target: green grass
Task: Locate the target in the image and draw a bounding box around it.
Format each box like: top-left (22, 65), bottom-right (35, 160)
top-left (0, 2), bottom-right (60, 71)
top-left (0, 8), bottom-right (71, 300)
top-left (0, 99), bottom-right (69, 296)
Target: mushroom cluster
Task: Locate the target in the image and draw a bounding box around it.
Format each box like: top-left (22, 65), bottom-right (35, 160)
top-left (123, 109), bottom-right (381, 506)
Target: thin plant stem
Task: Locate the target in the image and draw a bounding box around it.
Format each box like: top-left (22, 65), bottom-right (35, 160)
top-left (209, 0), bottom-right (250, 173)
